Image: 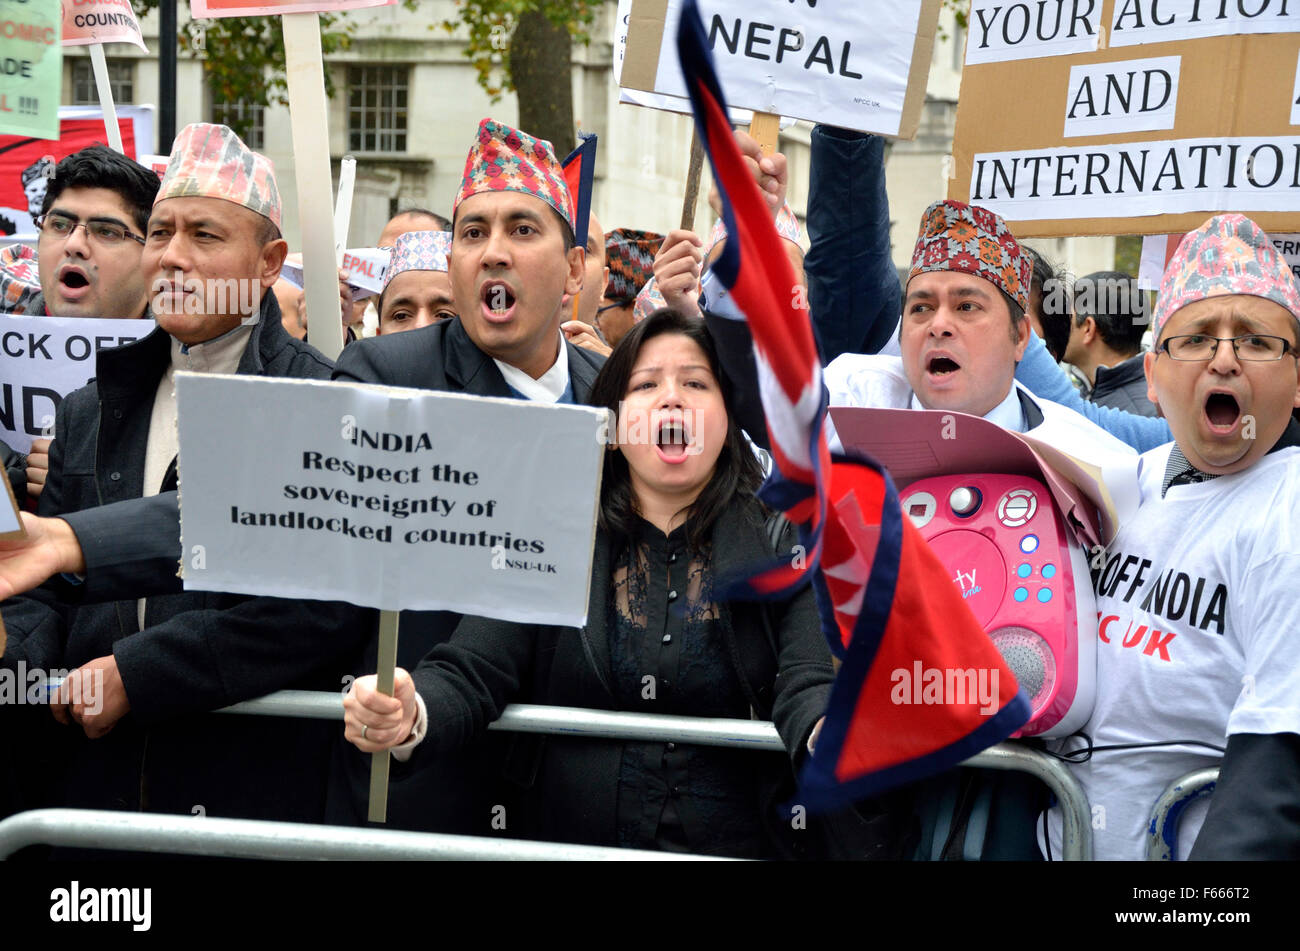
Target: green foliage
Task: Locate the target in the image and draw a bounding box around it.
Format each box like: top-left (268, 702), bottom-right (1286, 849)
top-left (942, 0), bottom-right (970, 29)
top-left (134, 1), bottom-right (358, 142)
top-left (441, 0), bottom-right (597, 103)
top-left (1114, 234), bottom-right (1143, 276)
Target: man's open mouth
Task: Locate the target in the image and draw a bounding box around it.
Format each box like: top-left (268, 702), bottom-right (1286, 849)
top-left (481, 281), bottom-right (516, 316)
top-left (59, 269), bottom-right (90, 290)
top-left (1205, 392), bottom-right (1241, 431)
top-left (927, 354), bottom-right (961, 376)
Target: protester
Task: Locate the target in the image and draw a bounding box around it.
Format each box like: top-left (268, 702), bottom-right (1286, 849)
top-left (1047, 214), bottom-right (1300, 860)
top-left (375, 230), bottom-right (456, 334)
top-left (560, 211), bottom-right (612, 357)
top-left (273, 275), bottom-right (307, 339)
top-left (821, 201), bottom-right (1136, 466)
top-left (0, 147), bottom-right (161, 504)
top-left (344, 308), bottom-right (837, 857)
top-left (1064, 270), bottom-right (1158, 416)
top-left (0, 123), bottom-right (372, 828)
top-left (1024, 247), bottom-right (1072, 365)
top-left (596, 228), bottom-right (662, 348)
top-left (377, 207), bottom-right (451, 248)
top-left (18, 146), bottom-right (160, 320)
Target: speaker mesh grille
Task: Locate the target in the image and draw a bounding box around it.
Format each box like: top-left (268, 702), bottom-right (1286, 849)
top-left (990, 626), bottom-right (1054, 712)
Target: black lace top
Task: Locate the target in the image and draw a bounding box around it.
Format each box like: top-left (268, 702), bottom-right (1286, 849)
top-left (608, 518), bottom-right (770, 858)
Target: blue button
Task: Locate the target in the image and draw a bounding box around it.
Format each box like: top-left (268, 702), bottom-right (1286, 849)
top-left (1017, 563), bottom-right (1031, 578)
top-left (1013, 587), bottom-right (1029, 602)
top-left (1038, 588), bottom-right (1053, 603)
top-left (1020, 534), bottom-right (1039, 554)
top-left (1042, 564), bottom-right (1057, 579)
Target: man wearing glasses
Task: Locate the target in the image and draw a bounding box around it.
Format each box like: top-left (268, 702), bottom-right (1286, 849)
top-left (1045, 213), bottom-right (1300, 860)
top-left (26, 145), bottom-right (159, 320)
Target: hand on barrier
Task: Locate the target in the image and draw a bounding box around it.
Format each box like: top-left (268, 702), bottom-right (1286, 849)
top-left (654, 229), bottom-right (704, 319)
top-left (344, 668), bottom-right (418, 753)
top-left (0, 514), bottom-right (85, 599)
top-left (561, 320), bottom-right (612, 358)
top-left (26, 438), bottom-right (51, 500)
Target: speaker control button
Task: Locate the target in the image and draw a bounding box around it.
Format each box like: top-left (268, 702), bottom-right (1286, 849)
top-left (949, 487), bottom-right (981, 516)
top-left (1037, 588), bottom-right (1053, 603)
top-left (1042, 564), bottom-right (1056, 579)
top-left (997, 489), bottom-right (1037, 527)
top-left (1017, 563), bottom-right (1031, 578)
top-left (1013, 587), bottom-right (1029, 602)
top-left (1020, 534), bottom-right (1039, 553)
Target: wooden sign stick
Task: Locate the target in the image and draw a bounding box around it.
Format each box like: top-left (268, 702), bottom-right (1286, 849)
top-left (367, 608), bottom-right (400, 823)
top-left (88, 44), bottom-right (125, 154)
top-left (680, 130), bottom-right (704, 232)
top-left (282, 12), bottom-right (345, 360)
top-left (747, 112), bottom-right (780, 155)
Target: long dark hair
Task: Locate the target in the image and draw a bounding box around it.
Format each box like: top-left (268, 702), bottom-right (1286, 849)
top-left (588, 308), bottom-right (764, 550)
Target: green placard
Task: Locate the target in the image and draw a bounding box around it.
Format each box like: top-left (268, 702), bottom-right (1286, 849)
top-left (0, 0), bottom-right (62, 140)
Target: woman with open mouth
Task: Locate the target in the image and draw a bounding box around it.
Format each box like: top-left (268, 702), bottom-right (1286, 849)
top-left (343, 308), bottom-right (860, 859)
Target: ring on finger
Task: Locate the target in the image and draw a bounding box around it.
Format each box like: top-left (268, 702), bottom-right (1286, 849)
top-left (361, 724), bottom-right (369, 740)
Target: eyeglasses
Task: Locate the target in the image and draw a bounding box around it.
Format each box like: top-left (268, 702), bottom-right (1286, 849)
top-left (36, 212), bottom-right (145, 246)
top-left (1157, 333), bottom-right (1296, 362)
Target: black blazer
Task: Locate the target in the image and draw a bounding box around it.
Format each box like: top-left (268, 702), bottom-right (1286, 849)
top-left (0, 295), bottom-right (376, 824)
top-left (399, 496), bottom-right (834, 851)
top-left (333, 316), bottom-right (605, 401)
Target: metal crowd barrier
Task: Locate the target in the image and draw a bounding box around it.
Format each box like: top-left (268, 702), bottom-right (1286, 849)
top-left (220, 691), bottom-right (1093, 861)
top-left (1145, 768), bottom-right (1219, 861)
top-left (12, 688), bottom-right (1093, 860)
top-left (0, 809), bottom-right (728, 861)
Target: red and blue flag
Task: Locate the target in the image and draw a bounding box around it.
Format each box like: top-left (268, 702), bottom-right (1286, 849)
top-left (561, 132), bottom-right (597, 249)
top-left (674, 0), bottom-right (1031, 808)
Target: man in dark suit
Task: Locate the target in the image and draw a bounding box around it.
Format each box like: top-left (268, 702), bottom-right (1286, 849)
top-left (0, 124), bottom-right (372, 826)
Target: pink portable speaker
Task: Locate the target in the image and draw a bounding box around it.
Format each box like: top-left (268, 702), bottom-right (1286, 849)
top-left (900, 473), bottom-right (1095, 738)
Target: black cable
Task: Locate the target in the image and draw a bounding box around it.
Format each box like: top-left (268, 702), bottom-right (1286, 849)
top-left (1042, 729), bottom-right (1226, 764)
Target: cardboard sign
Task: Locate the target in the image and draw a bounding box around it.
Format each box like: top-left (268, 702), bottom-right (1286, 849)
top-left (622, 0), bottom-right (940, 138)
top-left (61, 0), bottom-right (147, 51)
top-left (176, 374), bottom-right (607, 624)
top-left (0, 0), bottom-right (63, 141)
top-left (0, 315), bottom-right (151, 452)
top-left (952, 3), bottom-right (1300, 236)
top-left (190, 0), bottom-right (392, 15)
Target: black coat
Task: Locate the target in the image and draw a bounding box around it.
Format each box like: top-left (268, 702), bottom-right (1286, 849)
top-left (1088, 353), bottom-right (1159, 417)
top-left (0, 295), bottom-right (376, 824)
top-left (398, 497), bottom-right (834, 853)
top-left (323, 316), bottom-right (609, 834)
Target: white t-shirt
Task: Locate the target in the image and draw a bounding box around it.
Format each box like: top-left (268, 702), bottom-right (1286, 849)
top-left (1049, 443), bottom-right (1300, 860)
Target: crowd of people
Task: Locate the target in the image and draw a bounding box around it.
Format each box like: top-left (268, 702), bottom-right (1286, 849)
top-left (0, 105), bottom-right (1296, 861)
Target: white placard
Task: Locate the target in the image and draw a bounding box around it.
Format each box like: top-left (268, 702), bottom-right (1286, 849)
top-left (176, 373), bottom-right (608, 623)
top-left (1292, 48), bottom-right (1300, 126)
top-left (282, 247), bottom-right (390, 299)
top-left (615, 0), bottom-right (765, 125)
top-left (1109, 0), bottom-right (1300, 48)
top-left (1063, 56), bottom-right (1180, 137)
top-left (630, 0), bottom-right (925, 136)
top-left (965, 0), bottom-right (1101, 66)
top-left (0, 315), bottom-right (152, 452)
top-left (970, 136), bottom-right (1300, 221)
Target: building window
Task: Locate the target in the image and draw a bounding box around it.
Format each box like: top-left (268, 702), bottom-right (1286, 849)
top-left (71, 59), bottom-right (134, 105)
top-left (213, 97), bottom-right (266, 150)
top-left (348, 66), bottom-right (408, 153)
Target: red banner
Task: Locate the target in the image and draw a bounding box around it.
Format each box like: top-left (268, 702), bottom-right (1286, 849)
top-left (0, 117), bottom-right (137, 240)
